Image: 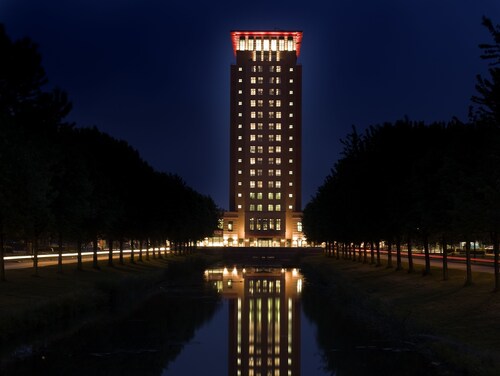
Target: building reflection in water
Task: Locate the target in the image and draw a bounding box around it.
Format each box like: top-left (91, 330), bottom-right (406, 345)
top-left (205, 267), bottom-right (302, 376)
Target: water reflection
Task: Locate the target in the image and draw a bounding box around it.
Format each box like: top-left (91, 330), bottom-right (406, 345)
top-left (206, 267), bottom-right (302, 376)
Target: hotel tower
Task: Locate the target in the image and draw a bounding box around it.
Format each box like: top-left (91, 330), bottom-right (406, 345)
top-left (223, 31), bottom-right (304, 247)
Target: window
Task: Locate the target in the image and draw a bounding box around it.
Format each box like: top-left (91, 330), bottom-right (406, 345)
top-left (257, 100), bottom-right (263, 107)
top-left (289, 158), bottom-right (293, 163)
top-left (276, 181), bottom-right (281, 188)
top-left (289, 78), bottom-right (294, 83)
top-left (237, 170), bottom-right (242, 175)
top-left (238, 67), bottom-right (243, 72)
top-left (257, 169), bottom-right (263, 176)
top-left (238, 147), bottom-right (242, 151)
top-left (268, 169), bottom-right (274, 177)
top-left (289, 170), bottom-right (293, 175)
top-left (289, 147), bottom-right (293, 152)
top-left (238, 101), bottom-right (242, 106)
top-left (276, 157), bottom-right (281, 165)
top-left (257, 77), bottom-right (264, 84)
top-left (238, 181), bottom-right (242, 186)
top-left (276, 219), bottom-right (281, 230)
top-left (251, 88), bottom-right (256, 95)
top-left (257, 157), bottom-right (263, 164)
top-left (258, 111), bottom-right (263, 118)
top-left (276, 146), bottom-right (282, 153)
top-left (276, 204), bottom-right (281, 212)
top-left (257, 122), bottom-right (263, 130)
top-left (276, 192), bottom-right (281, 199)
top-left (250, 123), bottom-right (256, 130)
top-left (269, 146), bottom-right (274, 153)
top-left (228, 221), bottom-right (233, 231)
top-left (250, 204), bottom-right (255, 211)
top-left (268, 181), bottom-right (274, 188)
top-left (276, 169), bottom-right (281, 176)
top-left (250, 169), bottom-right (255, 176)
top-left (289, 193), bottom-right (293, 198)
top-left (238, 90), bottom-right (242, 94)
top-left (269, 134), bottom-right (274, 142)
top-left (269, 123), bottom-right (274, 130)
top-left (288, 205), bottom-right (293, 210)
top-left (269, 100), bottom-right (274, 107)
top-left (250, 218), bottom-right (255, 230)
top-left (268, 204), bottom-right (274, 211)
top-left (250, 134), bottom-right (256, 141)
top-left (250, 181), bottom-right (255, 188)
top-left (289, 101), bottom-right (293, 106)
top-left (289, 113), bottom-right (294, 118)
top-left (251, 111), bottom-right (256, 118)
top-left (289, 135), bottom-right (293, 140)
top-left (269, 112), bottom-right (275, 119)
top-left (257, 134), bottom-right (263, 142)
top-left (269, 66), bottom-right (275, 72)
top-left (237, 204), bottom-right (242, 209)
top-left (257, 146), bottom-right (263, 153)
top-left (250, 158), bottom-right (256, 165)
top-left (251, 66), bottom-right (257, 72)
top-left (276, 100), bottom-right (281, 107)
top-left (276, 135), bottom-right (281, 141)
top-left (289, 124), bottom-right (294, 129)
top-left (289, 181), bottom-right (293, 186)
top-left (257, 204), bottom-right (263, 212)
top-left (238, 124), bottom-right (242, 129)
top-left (257, 88), bottom-right (263, 95)
top-left (276, 88), bottom-right (281, 95)
top-left (249, 192), bottom-right (255, 199)
top-left (250, 77), bottom-right (256, 84)
top-left (276, 112), bottom-right (282, 119)
top-left (276, 66), bottom-right (281, 72)
top-left (257, 192), bottom-right (263, 200)
top-left (237, 158), bottom-right (242, 163)
top-left (269, 157), bottom-right (274, 165)
top-left (238, 78), bottom-right (242, 83)
top-left (257, 181), bottom-right (263, 188)
top-left (238, 113), bottom-right (242, 117)
top-left (289, 67), bottom-right (294, 72)
top-left (250, 100), bottom-right (256, 107)
top-left (238, 135), bottom-right (242, 140)
top-left (276, 123), bottom-right (282, 130)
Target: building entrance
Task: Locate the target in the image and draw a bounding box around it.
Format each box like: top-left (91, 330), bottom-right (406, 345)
top-left (257, 239), bottom-right (272, 247)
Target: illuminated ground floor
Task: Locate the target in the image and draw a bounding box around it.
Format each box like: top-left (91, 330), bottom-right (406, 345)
top-left (199, 211), bottom-right (307, 247)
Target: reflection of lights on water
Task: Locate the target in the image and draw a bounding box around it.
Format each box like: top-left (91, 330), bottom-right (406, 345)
top-left (281, 268), bottom-right (285, 273)
top-left (297, 278), bottom-right (302, 293)
top-left (242, 268), bottom-right (246, 274)
top-left (292, 268), bottom-right (298, 277)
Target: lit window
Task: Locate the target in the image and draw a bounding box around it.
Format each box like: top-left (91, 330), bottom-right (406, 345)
top-left (289, 102), bottom-right (293, 106)
top-left (276, 112), bottom-right (282, 119)
top-left (263, 38), bottom-right (270, 50)
top-left (289, 79), bottom-right (294, 83)
top-left (268, 192), bottom-right (274, 199)
top-left (250, 169), bottom-right (255, 176)
top-left (250, 158), bottom-right (256, 165)
top-left (289, 147), bottom-right (293, 152)
top-left (268, 204), bottom-right (274, 211)
top-left (250, 146), bottom-right (255, 153)
top-left (238, 67), bottom-right (243, 71)
top-left (276, 204), bottom-right (281, 211)
top-left (276, 219), bottom-right (282, 230)
top-left (257, 111), bottom-right (263, 118)
top-left (276, 135), bottom-right (282, 141)
top-left (237, 205), bottom-right (242, 209)
top-left (238, 193), bottom-right (242, 197)
top-left (289, 182), bottom-right (293, 186)
top-left (289, 158), bottom-right (293, 163)
top-left (276, 169), bottom-right (281, 176)
top-left (276, 146), bottom-right (282, 153)
top-left (269, 135), bottom-right (275, 142)
top-left (257, 134), bottom-right (263, 142)
top-left (250, 192), bottom-right (255, 199)
top-left (238, 90), bottom-right (242, 94)
top-left (276, 192), bottom-right (281, 199)
top-left (270, 39), bottom-right (277, 51)
top-left (269, 170), bottom-right (274, 177)
top-left (276, 100), bottom-right (281, 107)
top-left (238, 113), bottom-right (242, 117)
top-left (276, 158), bottom-right (281, 165)
top-left (268, 181), bottom-right (274, 188)
top-left (289, 136), bottom-right (293, 140)
top-left (250, 181), bottom-right (255, 188)
top-left (257, 146), bottom-right (263, 153)
top-left (250, 204), bottom-right (255, 211)
top-left (288, 205), bottom-right (293, 210)
top-left (257, 169), bottom-right (263, 176)
top-left (289, 170), bottom-right (293, 175)
top-left (250, 218), bottom-right (255, 230)
top-left (238, 78), bottom-right (242, 83)
top-left (269, 146), bottom-right (274, 153)
top-left (257, 157), bottom-right (263, 164)
top-left (257, 192), bottom-right (263, 200)
top-left (297, 222), bottom-right (302, 232)
top-left (269, 112), bottom-right (275, 119)
top-left (276, 181), bottom-right (281, 188)
top-left (276, 123), bottom-right (282, 130)
top-left (238, 170), bottom-right (242, 175)
top-left (258, 66), bottom-right (263, 72)
top-left (238, 101), bottom-right (242, 106)
top-left (257, 181), bottom-right (263, 188)
top-left (257, 77), bottom-right (264, 84)
top-left (250, 135), bottom-right (256, 141)
top-left (258, 100), bottom-right (263, 107)
top-left (269, 88), bottom-right (275, 95)
top-left (238, 181), bottom-right (242, 186)
top-left (251, 88), bottom-right (256, 95)
top-left (251, 111), bottom-right (256, 118)
top-left (238, 158), bottom-right (242, 163)
top-left (289, 124), bottom-right (294, 129)
top-left (276, 88), bottom-right (281, 95)
top-left (269, 123), bottom-right (274, 130)
top-left (289, 90), bottom-right (294, 95)
top-left (238, 135), bottom-right (242, 140)
top-left (276, 66), bottom-right (281, 72)
top-left (250, 100), bottom-right (256, 107)
top-left (238, 124), bottom-right (242, 129)
top-left (257, 204), bottom-right (263, 212)
top-left (269, 100), bottom-right (274, 107)
top-left (257, 88), bottom-right (263, 95)
top-left (250, 77), bottom-right (256, 84)
top-left (289, 67), bottom-right (294, 72)
top-left (257, 123), bottom-right (263, 130)
top-left (238, 147), bottom-right (242, 151)
top-left (250, 123), bottom-right (256, 130)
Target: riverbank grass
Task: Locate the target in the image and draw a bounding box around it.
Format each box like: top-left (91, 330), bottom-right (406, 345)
top-left (301, 255), bottom-right (500, 376)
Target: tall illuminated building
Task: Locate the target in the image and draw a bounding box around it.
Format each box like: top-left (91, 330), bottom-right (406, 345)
top-left (224, 31), bottom-right (304, 247)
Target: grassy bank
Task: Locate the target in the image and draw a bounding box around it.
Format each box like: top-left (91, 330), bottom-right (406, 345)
top-left (300, 255), bottom-right (500, 376)
top-left (0, 253), bottom-right (220, 355)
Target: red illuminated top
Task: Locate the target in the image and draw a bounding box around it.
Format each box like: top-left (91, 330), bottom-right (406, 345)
top-left (230, 30), bottom-right (303, 57)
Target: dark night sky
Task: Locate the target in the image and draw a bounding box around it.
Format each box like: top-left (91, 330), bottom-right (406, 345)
top-left (2, 0), bottom-right (500, 210)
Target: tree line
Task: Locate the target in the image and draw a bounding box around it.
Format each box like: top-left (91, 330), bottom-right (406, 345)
top-left (303, 17), bottom-right (500, 291)
top-left (0, 24), bottom-right (220, 280)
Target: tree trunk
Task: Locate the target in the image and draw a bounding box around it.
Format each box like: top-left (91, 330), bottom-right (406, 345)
top-left (422, 235), bottom-right (431, 276)
top-left (375, 241), bottom-right (381, 267)
top-left (464, 239), bottom-right (473, 286)
top-left (108, 239), bottom-right (114, 267)
top-left (407, 237), bottom-right (414, 273)
top-left (442, 237), bottom-right (449, 281)
top-left (0, 231), bottom-right (5, 282)
top-left (370, 241), bottom-right (375, 264)
top-left (92, 238), bottom-right (100, 269)
top-left (77, 240), bottom-right (83, 271)
top-left (386, 241), bottom-right (393, 268)
top-left (119, 239), bottom-right (124, 265)
top-left (57, 234), bottom-right (63, 274)
top-left (493, 232), bottom-right (499, 292)
top-left (395, 238), bottom-right (402, 271)
top-left (32, 240), bottom-right (39, 277)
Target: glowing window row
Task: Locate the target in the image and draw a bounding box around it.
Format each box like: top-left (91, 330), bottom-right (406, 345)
top-left (238, 146), bottom-right (294, 153)
top-left (249, 192), bottom-right (282, 200)
top-left (237, 180), bottom-right (294, 188)
top-left (250, 99), bottom-right (283, 107)
top-left (249, 218), bottom-right (282, 231)
top-left (238, 36), bottom-right (295, 52)
top-left (250, 157), bottom-right (288, 165)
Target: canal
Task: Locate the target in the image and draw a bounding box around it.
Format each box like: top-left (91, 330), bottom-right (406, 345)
top-left (0, 264), bottom-right (441, 375)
